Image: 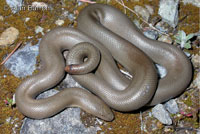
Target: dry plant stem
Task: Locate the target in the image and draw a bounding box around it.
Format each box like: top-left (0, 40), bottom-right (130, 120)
top-left (0, 42), bottom-right (23, 65)
top-left (115, 0), bottom-right (169, 36)
top-left (79, 0), bottom-right (96, 4)
top-left (120, 0), bottom-right (126, 14)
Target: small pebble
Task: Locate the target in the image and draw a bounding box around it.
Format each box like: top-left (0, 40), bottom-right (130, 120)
top-left (6, 117), bottom-right (12, 123)
top-left (62, 11), bottom-right (69, 18)
top-left (143, 30), bottom-right (159, 40)
top-left (191, 54), bottom-right (200, 68)
top-left (164, 99), bottom-right (179, 114)
top-left (68, 13), bottom-right (75, 21)
top-left (183, 51), bottom-right (191, 57)
top-left (155, 21), bottom-right (169, 33)
top-left (145, 5), bottom-right (154, 15)
top-left (0, 16), bottom-right (4, 21)
top-left (193, 72), bottom-right (200, 89)
top-left (156, 121), bottom-right (163, 129)
top-left (25, 17), bottom-right (30, 22)
top-left (164, 127), bottom-right (172, 132)
top-left (134, 5), bottom-right (150, 22)
top-left (96, 118), bottom-right (103, 125)
top-left (14, 124), bottom-right (19, 127)
top-left (78, 1), bottom-right (83, 6)
top-left (55, 19), bottom-right (64, 26)
top-left (0, 27), bottom-right (19, 46)
top-left (27, 36), bottom-right (33, 39)
top-left (148, 112), bottom-right (152, 117)
top-left (151, 122), bottom-right (158, 131)
top-left (158, 35), bottom-right (172, 44)
top-left (32, 2), bottom-right (48, 9)
top-left (133, 19), bottom-right (141, 29)
top-left (35, 26), bottom-right (44, 35)
top-left (96, 127), bottom-right (102, 131)
top-left (176, 114), bottom-right (182, 118)
top-left (152, 104), bottom-right (172, 125)
top-left (12, 94), bottom-right (16, 105)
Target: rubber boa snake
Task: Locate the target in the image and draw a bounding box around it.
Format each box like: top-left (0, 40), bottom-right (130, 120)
top-left (15, 4), bottom-right (192, 121)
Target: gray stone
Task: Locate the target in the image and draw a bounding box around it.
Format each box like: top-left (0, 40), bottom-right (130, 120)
top-left (155, 64), bottom-right (167, 78)
top-left (143, 30), bottom-right (159, 40)
top-left (182, 0), bottom-right (200, 8)
top-left (184, 51), bottom-right (191, 57)
top-left (164, 99), bottom-right (179, 114)
top-left (6, 0), bottom-right (23, 13)
top-left (78, 1), bottom-right (83, 6)
top-left (4, 43), bottom-right (39, 78)
top-left (20, 89), bottom-right (99, 134)
top-left (155, 22), bottom-right (169, 33)
top-left (152, 104), bottom-right (172, 125)
top-left (158, 0), bottom-right (179, 27)
top-left (133, 19), bottom-right (141, 29)
top-left (64, 74), bottom-right (83, 88)
top-left (145, 5), bottom-right (154, 15)
top-left (192, 54), bottom-right (200, 68)
top-left (68, 13), bottom-right (75, 21)
top-left (134, 5), bottom-right (150, 22)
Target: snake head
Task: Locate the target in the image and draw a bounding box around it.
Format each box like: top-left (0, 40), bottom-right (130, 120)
top-left (97, 103), bottom-right (114, 121)
top-left (78, 90), bottom-right (114, 121)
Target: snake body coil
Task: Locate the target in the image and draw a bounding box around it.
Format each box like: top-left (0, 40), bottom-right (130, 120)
top-left (15, 4), bottom-right (192, 120)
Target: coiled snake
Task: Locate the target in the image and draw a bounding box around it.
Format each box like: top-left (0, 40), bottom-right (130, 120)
top-left (16, 4), bottom-right (192, 121)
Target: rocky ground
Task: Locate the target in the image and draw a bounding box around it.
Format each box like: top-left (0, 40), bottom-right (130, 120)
top-left (0, 0), bottom-right (199, 134)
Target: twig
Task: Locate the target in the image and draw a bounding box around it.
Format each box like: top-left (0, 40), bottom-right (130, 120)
top-left (79, 0), bottom-right (96, 4)
top-left (114, 0), bottom-right (169, 36)
top-left (120, 0), bottom-right (126, 14)
top-left (175, 127), bottom-right (199, 132)
top-left (0, 41), bottom-right (22, 65)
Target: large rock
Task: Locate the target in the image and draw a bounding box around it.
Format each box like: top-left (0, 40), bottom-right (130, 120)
top-left (6, 0), bottom-right (23, 13)
top-left (158, 0), bottom-right (179, 27)
top-left (4, 43), bottom-right (39, 78)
